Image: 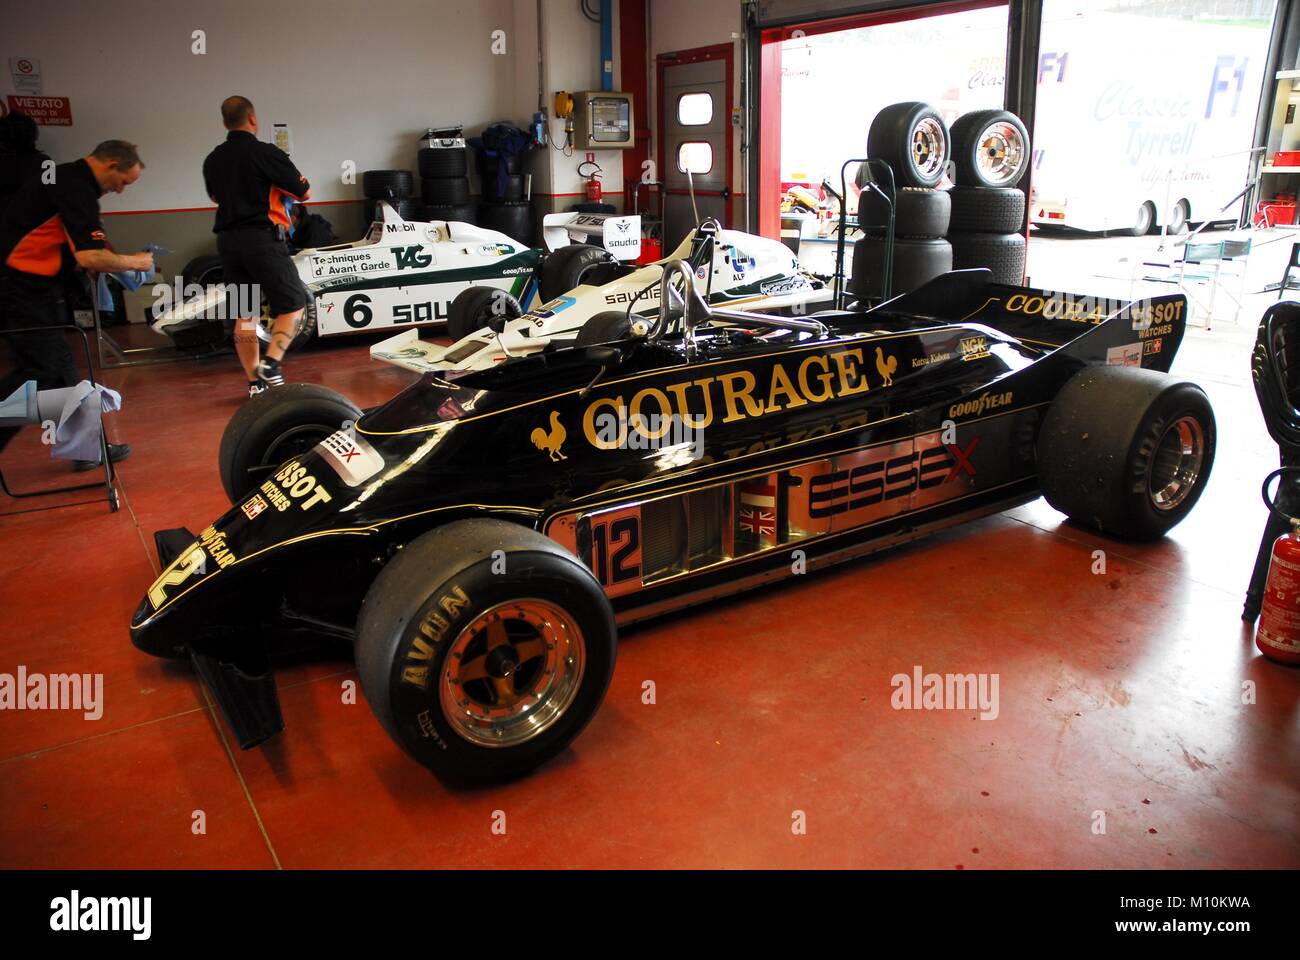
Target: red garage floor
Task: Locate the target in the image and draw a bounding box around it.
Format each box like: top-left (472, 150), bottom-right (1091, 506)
top-left (0, 323), bottom-right (1297, 869)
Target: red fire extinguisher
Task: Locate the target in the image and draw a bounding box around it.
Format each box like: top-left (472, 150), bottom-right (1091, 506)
top-left (579, 160), bottom-right (602, 204)
top-left (1256, 467), bottom-right (1300, 665)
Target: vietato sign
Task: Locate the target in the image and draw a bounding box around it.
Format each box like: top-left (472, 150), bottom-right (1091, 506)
top-left (5, 95), bottom-right (72, 126)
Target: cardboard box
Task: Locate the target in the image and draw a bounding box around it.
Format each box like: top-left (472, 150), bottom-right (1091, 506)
top-left (121, 285), bottom-right (162, 324)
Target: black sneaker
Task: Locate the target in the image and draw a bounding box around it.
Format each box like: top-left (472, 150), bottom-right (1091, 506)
top-left (74, 442), bottom-right (132, 471)
top-left (255, 357), bottom-right (284, 386)
top-left (248, 379), bottom-right (269, 398)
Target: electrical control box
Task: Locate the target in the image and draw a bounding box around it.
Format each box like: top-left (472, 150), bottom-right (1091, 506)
top-left (572, 91), bottom-right (634, 150)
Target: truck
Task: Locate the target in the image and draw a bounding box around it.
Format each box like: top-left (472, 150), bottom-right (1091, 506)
top-left (776, 4), bottom-right (1274, 236)
top-left (1027, 7), bottom-right (1272, 234)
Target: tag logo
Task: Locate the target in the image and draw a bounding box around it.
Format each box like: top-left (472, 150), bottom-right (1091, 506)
top-left (394, 245), bottom-right (433, 270)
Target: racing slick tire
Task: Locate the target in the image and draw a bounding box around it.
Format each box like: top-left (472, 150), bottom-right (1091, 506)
top-left (420, 203), bottom-right (476, 225)
top-left (848, 236), bottom-right (951, 300)
top-left (949, 231), bottom-right (1026, 285)
top-left (1037, 365), bottom-right (1216, 540)
top-left (218, 384), bottom-right (362, 504)
top-left (180, 253), bottom-right (225, 290)
top-left (539, 243), bottom-right (616, 303)
top-left (867, 101), bottom-right (950, 190)
top-left (950, 109), bottom-right (1030, 188)
top-left (363, 198), bottom-right (419, 224)
top-left (947, 186), bottom-right (1026, 234)
top-left (476, 152), bottom-right (522, 176)
top-left (418, 147), bottom-right (468, 178)
top-left (355, 518), bottom-right (618, 784)
top-left (362, 169), bottom-right (414, 200)
top-left (574, 310), bottom-right (633, 346)
top-left (483, 173), bottom-right (525, 202)
top-left (447, 286), bottom-right (523, 340)
top-left (422, 177), bottom-right (470, 205)
top-left (477, 200), bottom-right (535, 245)
top-left (857, 186), bottom-right (950, 238)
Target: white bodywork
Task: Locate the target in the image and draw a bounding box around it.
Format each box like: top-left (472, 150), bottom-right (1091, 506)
top-left (151, 203), bottom-right (541, 339)
top-left (370, 224), bottom-right (825, 375)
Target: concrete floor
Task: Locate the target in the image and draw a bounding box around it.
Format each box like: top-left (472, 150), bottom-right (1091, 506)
top-left (0, 289), bottom-right (1297, 869)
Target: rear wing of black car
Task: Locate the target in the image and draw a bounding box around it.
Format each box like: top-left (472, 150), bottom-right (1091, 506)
top-left (870, 269), bottom-right (1187, 371)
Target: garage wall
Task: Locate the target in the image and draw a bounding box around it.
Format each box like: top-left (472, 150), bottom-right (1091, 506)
top-left (528, 0), bottom-right (631, 216)
top-left (648, 0), bottom-right (746, 226)
top-left (0, 0), bottom-right (529, 275)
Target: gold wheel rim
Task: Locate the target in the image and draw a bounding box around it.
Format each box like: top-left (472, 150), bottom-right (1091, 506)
top-left (439, 599), bottom-right (586, 748)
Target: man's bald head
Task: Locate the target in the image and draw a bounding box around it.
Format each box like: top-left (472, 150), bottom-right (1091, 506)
top-left (221, 96), bottom-right (255, 131)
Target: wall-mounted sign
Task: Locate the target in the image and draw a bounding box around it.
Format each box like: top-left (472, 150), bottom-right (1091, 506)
top-left (8, 57), bottom-right (42, 95)
top-left (6, 95), bottom-right (72, 126)
top-left (272, 123), bottom-right (293, 155)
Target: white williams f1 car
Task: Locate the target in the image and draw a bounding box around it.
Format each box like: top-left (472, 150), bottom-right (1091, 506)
top-left (369, 220), bottom-right (829, 375)
top-left (151, 203), bottom-right (547, 349)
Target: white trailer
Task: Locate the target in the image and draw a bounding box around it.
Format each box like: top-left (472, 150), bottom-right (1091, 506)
top-left (1028, 8), bottom-right (1272, 234)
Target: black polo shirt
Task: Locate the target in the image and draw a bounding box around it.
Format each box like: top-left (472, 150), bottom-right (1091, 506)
top-left (0, 158), bottom-right (106, 288)
top-left (0, 147), bottom-right (52, 220)
top-left (203, 130), bottom-right (310, 234)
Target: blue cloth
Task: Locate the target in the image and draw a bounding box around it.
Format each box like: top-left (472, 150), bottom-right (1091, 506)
top-left (0, 381), bottom-right (38, 426)
top-left (0, 379), bottom-right (120, 460)
top-left (96, 242), bottom-right (168, 312)
top-left (46, 380), bottom-right (121, 461)
top-left (469, 123), bottom-right (531, 198)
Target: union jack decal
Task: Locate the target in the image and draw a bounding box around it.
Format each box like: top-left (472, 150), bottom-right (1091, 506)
top-left (739, 505), bottom-right (776, 538)
top-left (736, 474), bottom-right (779, 549)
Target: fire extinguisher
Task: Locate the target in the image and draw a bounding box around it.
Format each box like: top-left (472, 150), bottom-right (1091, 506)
top-left (1256, 467), bottom-right (1300, 665)
top-left (579, 160), bottom-right (602, 204)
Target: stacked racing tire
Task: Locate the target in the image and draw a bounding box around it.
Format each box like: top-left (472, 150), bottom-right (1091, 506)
top-left (418, 143), bottom-right (476, 225)
top-left (849, 102), bottom-right (952, 301)
top-left (362, 169), bottom-right (416, 224)
top-left (475, 140), bottom-right (534, 245)
top-left (945, 109), bottom-right (1030, 285)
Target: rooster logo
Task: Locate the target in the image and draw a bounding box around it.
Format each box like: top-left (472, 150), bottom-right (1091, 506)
top-left (875, 346), bottom-right (898, 387)
top-left (531, 410), bottom-right (568, 461)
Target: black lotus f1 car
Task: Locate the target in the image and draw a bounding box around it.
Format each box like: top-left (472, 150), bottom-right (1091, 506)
top-left (130, 264), bottom-right (1214, 782)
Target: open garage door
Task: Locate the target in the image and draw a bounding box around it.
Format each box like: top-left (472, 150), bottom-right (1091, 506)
top-left (755, 2), bottom-right (1010, 276)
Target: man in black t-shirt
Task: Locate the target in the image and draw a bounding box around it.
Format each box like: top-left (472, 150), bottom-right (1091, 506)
top-left (203, 96), bottom-right (311, 396)
top-left (0, 140), bottom-right (154, 464)
top-left (0, 112), bottom-right (51, 221)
